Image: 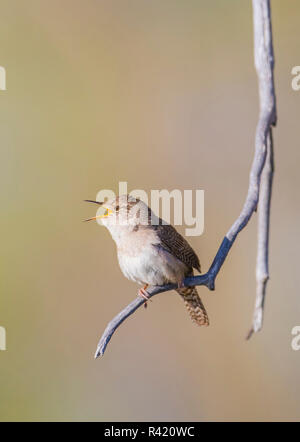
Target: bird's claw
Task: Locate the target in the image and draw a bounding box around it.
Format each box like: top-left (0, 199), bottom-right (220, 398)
top-left (177, 279), bottom-right (185, 289)
top-left (138, 286), bottom-right (152, 308)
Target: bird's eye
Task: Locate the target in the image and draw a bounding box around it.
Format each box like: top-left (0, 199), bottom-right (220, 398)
top-left (115, 205), bottom-right (120, 212)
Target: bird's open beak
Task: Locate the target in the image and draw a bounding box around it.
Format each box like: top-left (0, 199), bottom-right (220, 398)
top-left (83, 215), bottom-right (104, 222)
top-left (83, 200), bottom-right (113, 222)
top-left (84, 200), bottom-right (104, 205)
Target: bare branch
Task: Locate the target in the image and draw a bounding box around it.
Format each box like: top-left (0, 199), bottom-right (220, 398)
top-left (247, 129), bottom-right (274, 339)
top-left (94, 0), bottom-right (276, 358)
top-left (95, 274), bottom-right (211, 358)
top-left (246, 0), bottom-right (276, 338)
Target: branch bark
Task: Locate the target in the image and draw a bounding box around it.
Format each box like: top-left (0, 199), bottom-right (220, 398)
top-left (247, 129), bottom-right (274, 339)
top-left (94, 0), bottom-right (276, 358)
top-left (246, 0), bottom-right (276, 338)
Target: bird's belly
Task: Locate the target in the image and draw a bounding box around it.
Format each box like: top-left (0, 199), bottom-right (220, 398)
top-left (117, 245), bottom-right (187, 286)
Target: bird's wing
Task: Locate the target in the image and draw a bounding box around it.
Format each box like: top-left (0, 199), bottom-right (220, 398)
top-left (153, 224), bottom-right (201, 273)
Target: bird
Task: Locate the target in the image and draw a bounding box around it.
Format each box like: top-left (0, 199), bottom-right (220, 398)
top-left (85, 194), bottom-right (209, 326)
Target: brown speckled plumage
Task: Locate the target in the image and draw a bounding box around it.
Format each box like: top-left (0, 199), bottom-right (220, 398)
top-left (89, 195), bottom-right (209, 327)
top-left (154, 223), bottom-right (201, 272)
top-left (177, 285), bottom-right (209, 326)
top-left (153, 224), bottom-right (208, 326)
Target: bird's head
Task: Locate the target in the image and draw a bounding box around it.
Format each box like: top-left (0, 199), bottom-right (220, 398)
top-left (84, 194), bottom-right (153, 241)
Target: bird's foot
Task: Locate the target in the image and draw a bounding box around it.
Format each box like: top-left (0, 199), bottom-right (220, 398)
top-left (138, 285), bottom-right (151, 308)
top-left (177, 278), bottom-right (185, 289)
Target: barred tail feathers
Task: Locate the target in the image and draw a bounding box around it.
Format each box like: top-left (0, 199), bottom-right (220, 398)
top-left (176, 286), bottom-right (209, 326)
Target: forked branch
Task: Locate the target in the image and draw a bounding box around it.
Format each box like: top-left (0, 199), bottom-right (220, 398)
top-left (94, 0), bottom-right (276, 358)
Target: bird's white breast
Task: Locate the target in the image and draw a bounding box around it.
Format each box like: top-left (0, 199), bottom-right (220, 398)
top-left (105, 222), bottom-right (188, 286)
top-left (117, 241), bottom-right (188, 286)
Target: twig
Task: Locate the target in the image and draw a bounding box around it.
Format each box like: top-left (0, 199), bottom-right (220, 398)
top-left (246, 0), bottom-right (276, 338)
top-left (94, 0), bottom-right (276, 358)
top-left (95, 274), bottom-right (211, 358)
top-left (247, 129), bottom-right (274, 339)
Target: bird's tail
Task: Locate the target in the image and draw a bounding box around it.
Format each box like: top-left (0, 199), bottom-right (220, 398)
top-left (176, 286), bottom-right (209, 326)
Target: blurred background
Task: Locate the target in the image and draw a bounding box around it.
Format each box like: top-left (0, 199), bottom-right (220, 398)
top-left (0, 0), bottom-right (300, 421)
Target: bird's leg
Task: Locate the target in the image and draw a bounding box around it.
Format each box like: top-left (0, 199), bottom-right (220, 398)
top-left (138, 284), bottom-right (151, 308)
top-left (177, 277), bottom-right (185, 289)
